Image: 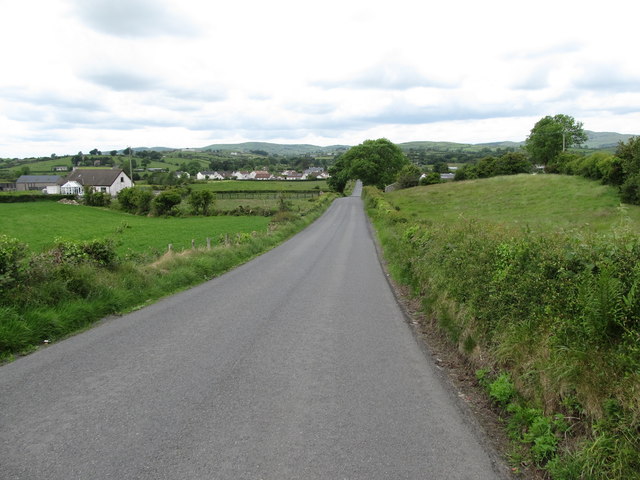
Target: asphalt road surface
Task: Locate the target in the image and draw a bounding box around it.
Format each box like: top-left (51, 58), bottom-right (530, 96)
top-left (1, 182), bottom-right (508, 479)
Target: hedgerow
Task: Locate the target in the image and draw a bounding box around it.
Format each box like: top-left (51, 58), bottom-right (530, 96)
top-left (363, 185), bottom-right (640, 479)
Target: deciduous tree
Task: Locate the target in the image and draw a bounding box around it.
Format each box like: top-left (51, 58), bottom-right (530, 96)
top-left (328, 138), bottom-right (409, 192)
top-left (525, 114), bottom-right (587, 167)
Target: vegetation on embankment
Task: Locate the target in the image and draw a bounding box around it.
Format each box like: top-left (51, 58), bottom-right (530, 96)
top-left (0, 193), bottom-right (335, 363)
top-left (363, 177), bottom-right (640, 479)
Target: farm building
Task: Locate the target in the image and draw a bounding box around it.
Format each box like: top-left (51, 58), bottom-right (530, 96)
top-left (16, 175), bottom-right (63, 192)
top-left (63, 168), bottom-right (133, 196)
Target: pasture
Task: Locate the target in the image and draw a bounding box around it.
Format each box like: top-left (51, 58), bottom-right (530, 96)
top-left (189, 179), bottom-right (328, 191)
top-left (0, 202), bottom-right (271, 256)
top-left (387, 174), bottom-right (640, 233)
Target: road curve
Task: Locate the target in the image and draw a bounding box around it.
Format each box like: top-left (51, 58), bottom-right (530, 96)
top-left (1, 182), bottom-right (508, 479)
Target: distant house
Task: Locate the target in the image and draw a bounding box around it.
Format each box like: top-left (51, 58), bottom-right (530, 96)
top-left (63, 168), bottom-right (133, 196)
top-left (284, 172), bottom-right (303, 180)
top-left (196, 171), bottom-right (224, 180)
top-left (253, 170), bottom-right (272, 180)
top-left (16, 175), bottom-right (63, 192)
top-left (440, 173), bottom-right (455, 180)
top-left (52, 166), bottom-right (70, 172)
top-left (232, 171), bottom-right (251, 180)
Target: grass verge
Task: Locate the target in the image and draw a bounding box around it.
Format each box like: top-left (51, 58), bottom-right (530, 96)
top-left (364, 179), bottom-right (640, 479)
top-left (0, 193), bottom-right (336, 363)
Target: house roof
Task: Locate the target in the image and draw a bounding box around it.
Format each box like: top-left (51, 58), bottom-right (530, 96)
top-left (66, 169), bottom-right (126, 186)
top-left (16, 175), bottom-right (62, 184)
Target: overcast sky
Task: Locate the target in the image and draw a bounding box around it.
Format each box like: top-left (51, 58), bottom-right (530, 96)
top-left (1, 0), bottom-right (639, 158)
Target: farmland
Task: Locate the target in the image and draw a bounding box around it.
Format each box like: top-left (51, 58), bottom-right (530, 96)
top-left (0, 202), bottom-right (271, 257)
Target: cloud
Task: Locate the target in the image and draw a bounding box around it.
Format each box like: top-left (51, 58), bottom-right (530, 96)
top-left (511, 69), bottom-right (550, 90)
top-left (361, 98), bottom-right (542, 126)
top-left (81, 70), bottom-right (160, 92)
top-left (316, 62), bottom-right (455, 91)
top-left (71, 0), bottom-right (200, 38)
top-left (505, 41), bottom-right (583, 60)
top-left (3, 87), bottom-right (104, 112)
top-left (574, 64), bottom-right (640, 93)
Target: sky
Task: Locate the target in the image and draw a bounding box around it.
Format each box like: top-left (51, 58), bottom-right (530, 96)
top-left (1, 0), bottom-right (639, 158)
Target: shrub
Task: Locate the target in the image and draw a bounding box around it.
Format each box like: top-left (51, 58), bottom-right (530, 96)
top-left (188, 190), bottom-right (215, 215)
top-left (152, 190), bottom-right (182, 216)
top-left (0, 235), bottom-right (26, 293)
top-left (117, 187), bottom-right (153, 215)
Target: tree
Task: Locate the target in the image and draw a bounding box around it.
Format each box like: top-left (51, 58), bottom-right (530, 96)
top-left (188, 190), bottom-right (215, 215)
top-left (525, 114), bottom-right (587, 167)
top-left (328, 138), bottom-right (409, 192)
top-left (152, 190), bottom-right (182, 216)
top-left (396, 164), bottom-right (422, 189)
top-left (420, 172), bottom-right (441, 185)
top-left (89, 148), bottom-right (101, 156)
top-left (110, 150), bottom-right (118, 157)
top-left (117, 187), bottom-right (153, 215)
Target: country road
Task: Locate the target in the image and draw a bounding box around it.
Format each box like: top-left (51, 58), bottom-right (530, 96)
top-left (1, 182), bottom-right (508, 480)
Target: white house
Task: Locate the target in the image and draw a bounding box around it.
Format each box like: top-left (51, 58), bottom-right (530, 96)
top-left (253, 170), bottom-right (272, 180)
top-left (232, 171), bottom-right (251, 180)
top-left (196, 171), bottom-right (224, 180)
top-left (64, 168), bottom-right (133, 196)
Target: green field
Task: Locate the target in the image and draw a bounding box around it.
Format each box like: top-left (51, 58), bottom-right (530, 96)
top-left (189, 179), bottom-right (328, 191)
top-left (0, 203), bottom-right (270, 256)
top-left (387, 174), bottom-right (640, 233)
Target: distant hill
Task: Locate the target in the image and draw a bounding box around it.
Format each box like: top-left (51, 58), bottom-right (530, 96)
top-left (126, 131), bottom-right (637, 157)
top-left (199, 142), bottom-right (349, 156)
top-left (583, 131), bottom-right (635, 149)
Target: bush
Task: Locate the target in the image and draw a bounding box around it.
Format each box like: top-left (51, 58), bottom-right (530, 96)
top-left (152, 190), bottom-right (182, 216)
top-left (83, 187), bottom-right (111, 207)
top-left (117, 187), bottom-right (153, 215)
top-left (0, 235), bottom-right (26, 294)
top-left (188, 190), bottom-right (215, 215)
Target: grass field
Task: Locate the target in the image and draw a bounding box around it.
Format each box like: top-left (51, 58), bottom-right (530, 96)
top-left (387, 174), bottom-right (640, 233)
top-left (0, 202), bottom-right (271, 256)
top-left (189, 179), bottom-right (328, 191)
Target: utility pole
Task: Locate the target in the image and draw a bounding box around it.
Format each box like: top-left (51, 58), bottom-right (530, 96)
top-left (128, 146), bottom-right (133, 182)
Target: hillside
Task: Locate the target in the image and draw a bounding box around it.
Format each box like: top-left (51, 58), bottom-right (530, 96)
top-left (386, 174), bottom-right (640, 233)
top-left (199, 142), bottom-right (349, 156)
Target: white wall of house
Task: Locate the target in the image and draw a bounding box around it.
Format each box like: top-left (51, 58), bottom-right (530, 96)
top-left (44, 185), bottom-right (61, 194)
top-left (107, 173), bottom-right (133, 196)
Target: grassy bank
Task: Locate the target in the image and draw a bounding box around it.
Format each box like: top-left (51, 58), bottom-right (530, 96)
top-left (0, 193), bottom-right (336, 362)
top-left (364, 177), bottom-right (640, 479)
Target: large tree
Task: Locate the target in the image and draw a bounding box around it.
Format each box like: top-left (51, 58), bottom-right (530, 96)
top-left (328, 138), bottom-right (409, 192)
top-left (525, 114), bottom-right (587, 167)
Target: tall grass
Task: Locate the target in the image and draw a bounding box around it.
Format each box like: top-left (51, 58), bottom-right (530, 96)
top-left (364, 179), bottom-right (640, 479)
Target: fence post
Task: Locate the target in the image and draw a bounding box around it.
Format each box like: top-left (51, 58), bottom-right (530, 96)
top-left (206, 237), bottom-right (211, 250)
top-left (192, 239), bottom-right (195, 249)
top-left (168, 243), bottom-right (172, 252)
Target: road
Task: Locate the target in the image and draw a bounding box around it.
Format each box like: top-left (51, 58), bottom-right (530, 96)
top-left (0, 182), bottom-right (508, 479)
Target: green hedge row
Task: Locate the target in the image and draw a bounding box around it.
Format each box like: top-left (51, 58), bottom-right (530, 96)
top-left (363, 186), bottom-right (640, 479)
top-left (0, 194), bottom-right (77, 203)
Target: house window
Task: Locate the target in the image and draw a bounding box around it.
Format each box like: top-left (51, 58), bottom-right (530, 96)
top-left (120, 177), bottom-right (124, 182)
